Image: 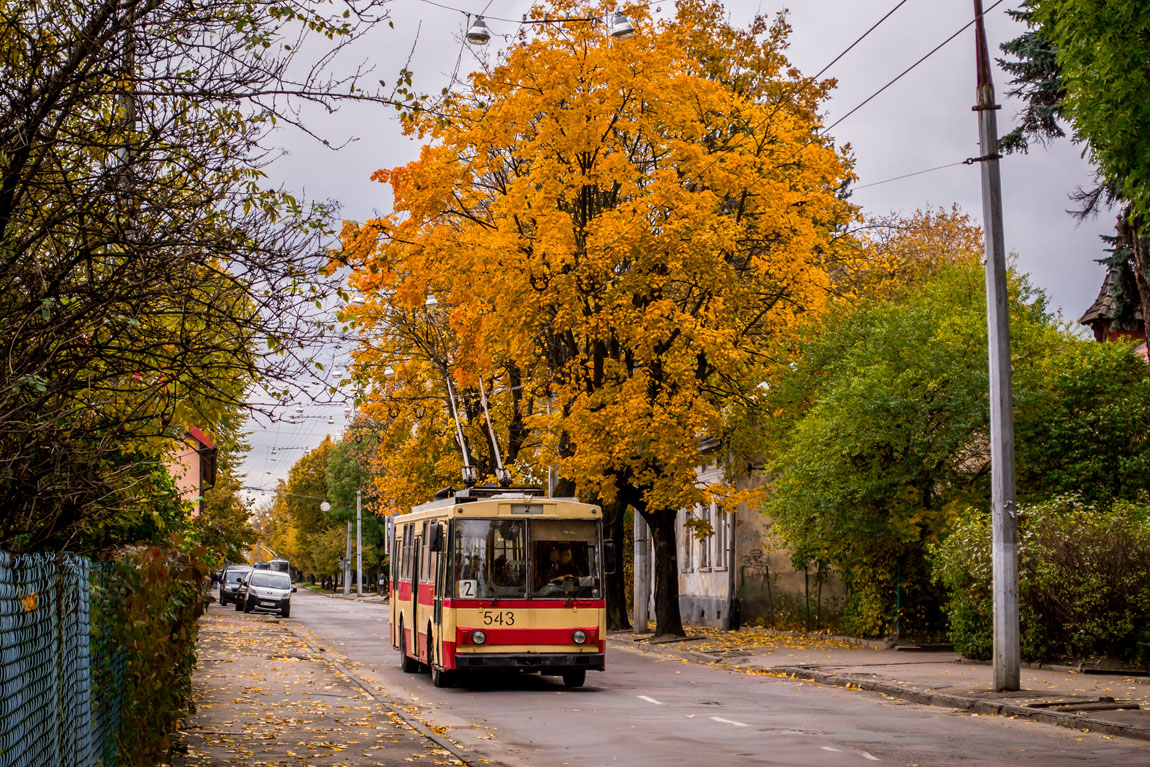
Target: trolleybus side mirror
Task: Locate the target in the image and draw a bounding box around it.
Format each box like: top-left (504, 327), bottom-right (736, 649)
top-left (428, 523), bottom-right (444, 553)
top-left (603, 541), bottom-right (617, 574)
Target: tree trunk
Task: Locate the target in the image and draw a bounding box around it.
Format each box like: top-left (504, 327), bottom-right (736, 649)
top-left (1128, 214), bottom-right (1150, 349)
top-left (640, 506), bottom-right (685, 637)
top-left (602, 499), bottom-right (631, 631)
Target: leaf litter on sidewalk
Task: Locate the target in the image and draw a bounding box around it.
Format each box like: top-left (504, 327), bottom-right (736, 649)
top-left (169, 609), bottom-right (463, 767)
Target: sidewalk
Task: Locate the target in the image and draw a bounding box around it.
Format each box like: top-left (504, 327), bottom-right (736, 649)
top-left (171, 603), bottom-right (460, 766)
top-left (609, 626), bottom-right (1150, 743)
top-left (304, 585), bottom-right (389, 605)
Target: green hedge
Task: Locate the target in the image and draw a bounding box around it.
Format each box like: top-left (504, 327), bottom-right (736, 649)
top-left (931, 497), bottom-right (1150, 664)
top-left (92, 539), bottom-right (211, 766)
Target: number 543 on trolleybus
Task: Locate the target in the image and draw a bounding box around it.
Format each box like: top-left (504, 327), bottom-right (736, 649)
top-left (389, 485), bottom-right (616, 688)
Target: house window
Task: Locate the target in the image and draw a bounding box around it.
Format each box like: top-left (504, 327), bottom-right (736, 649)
top-left (713, 502), bottom-right (728, 571)
top-left (681, 508), bottom-right (693, 572)
top-left (698, 503), bottom-right (710, 570)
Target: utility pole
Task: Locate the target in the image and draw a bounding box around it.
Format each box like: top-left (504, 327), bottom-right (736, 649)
top-left (633, 513), bottom-right (651, 633)
top-left (973, 0), bottom-right (1020, 692)
top-left (344, 520), bottom-right (353, 595)
top-left (356, 477), bottom-right (363, 597)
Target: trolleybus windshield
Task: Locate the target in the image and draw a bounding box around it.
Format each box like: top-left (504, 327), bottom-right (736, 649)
top-left (452, 518), bottom-right (601, 600)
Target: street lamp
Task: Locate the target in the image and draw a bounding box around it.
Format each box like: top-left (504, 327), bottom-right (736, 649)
top-left (466, 16), bottom-right (491, 45)
top-left (463, 12), bottom-right (638, 46)
top-left (609, 13), bottom-right (636, 40)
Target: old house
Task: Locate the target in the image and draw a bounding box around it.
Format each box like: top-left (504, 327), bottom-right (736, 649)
top-left (1080, 262), bottom-right (1148, 360)
top-left (660, 442), bottom-right (844, 630)
top-left (166, 426), bottom-right (218, 516)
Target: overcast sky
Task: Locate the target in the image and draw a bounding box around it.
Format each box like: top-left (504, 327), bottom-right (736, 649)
top-left (240, 0), bottom-right (1111, 506)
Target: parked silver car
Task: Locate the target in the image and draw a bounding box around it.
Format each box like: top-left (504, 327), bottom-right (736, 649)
top-left (218, 564), bottom-right (253, 607)
top-left (236, 569), bottom-right (295, 618)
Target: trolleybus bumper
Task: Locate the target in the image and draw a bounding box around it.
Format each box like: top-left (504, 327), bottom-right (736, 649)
top-left (453, 652), bottom-right (604, 672)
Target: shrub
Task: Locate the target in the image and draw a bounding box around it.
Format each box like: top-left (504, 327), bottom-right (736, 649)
top-left (92, 538), bottom-right (211, 766)
top-left (931, 497), bottom-right (1150, 663)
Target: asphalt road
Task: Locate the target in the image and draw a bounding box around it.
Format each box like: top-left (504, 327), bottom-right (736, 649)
top-left (286, 589), bottom-right (1150, 767)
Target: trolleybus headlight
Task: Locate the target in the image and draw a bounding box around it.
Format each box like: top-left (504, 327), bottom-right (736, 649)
top-left (471, 629), bottom-right (487, 645)
top-left (572, 630), bottom-right (587, 645)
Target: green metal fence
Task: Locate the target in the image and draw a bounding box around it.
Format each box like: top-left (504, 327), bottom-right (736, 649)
top-left (0, 552), bottom-right (123, 767)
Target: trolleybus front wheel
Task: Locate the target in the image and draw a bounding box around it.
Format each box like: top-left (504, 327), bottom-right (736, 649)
top-left (428, 635), bottom-right (453, 688)
top-left (561, 669), bottom-right (586, 688)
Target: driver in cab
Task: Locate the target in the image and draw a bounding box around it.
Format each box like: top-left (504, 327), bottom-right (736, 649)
top-left (537, 548), bottom-right (590, 594)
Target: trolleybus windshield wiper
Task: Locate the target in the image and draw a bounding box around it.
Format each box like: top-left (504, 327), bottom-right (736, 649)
top-left (564, 584), bottom-right (593, 606)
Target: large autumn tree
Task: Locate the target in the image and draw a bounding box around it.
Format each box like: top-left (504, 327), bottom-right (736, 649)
top-left (341, 0), bottom-right (856, 635)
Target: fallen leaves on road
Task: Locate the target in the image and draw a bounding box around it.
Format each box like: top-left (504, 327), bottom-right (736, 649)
top-left (632, 624), bottom-right (863, 656)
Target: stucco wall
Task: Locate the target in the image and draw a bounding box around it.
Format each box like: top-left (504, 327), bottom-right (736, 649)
top-left (673, 466), bottom-right (846, 630)
top-left (165, 437), bottom-right (204, 516)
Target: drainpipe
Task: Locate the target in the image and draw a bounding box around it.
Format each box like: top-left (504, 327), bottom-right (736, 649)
top-left (727, 512), bottom-right (738, 630)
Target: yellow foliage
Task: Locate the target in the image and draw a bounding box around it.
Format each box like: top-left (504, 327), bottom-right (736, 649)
top-left (341, 1), bottom-right (857, 515)
top-left (835, 205), bottom-right (984, 302)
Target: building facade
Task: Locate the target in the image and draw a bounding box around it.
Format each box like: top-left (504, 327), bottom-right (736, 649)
top-left (165, 426), bottom-right (218, 516)
top-left (670, 461), bottom-right (845, 630)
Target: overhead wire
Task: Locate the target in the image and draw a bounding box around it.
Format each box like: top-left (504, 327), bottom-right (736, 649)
top-left (851, 160), bottom-right (969, 191)
top-left (587, 0), bottom-right (916, 255)
top-left (597, 0), bottom-right (1005, 255)
top-left (822, 0), bottom-right (1005, 136)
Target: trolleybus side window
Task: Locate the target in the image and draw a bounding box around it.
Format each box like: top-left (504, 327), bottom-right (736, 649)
top-left (453, 519), bottom-right (526, 598)
top-left (401, 524), bottom-right (413, 580)
top-left (530, 519), bottom-right (601, 598)
top-left (421, 521), bottom-right (431, 582)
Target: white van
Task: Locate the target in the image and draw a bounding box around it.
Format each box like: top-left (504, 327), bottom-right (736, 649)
top-left (236, 570), bottom-right (296, 618)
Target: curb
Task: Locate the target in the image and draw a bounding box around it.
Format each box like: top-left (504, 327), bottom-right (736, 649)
top-left (608, 636), bottom-right (1150, 744)
top-left (772, 665), bottom-right (1150, 744)
top-left (306, 587), bottom-right (389, 604)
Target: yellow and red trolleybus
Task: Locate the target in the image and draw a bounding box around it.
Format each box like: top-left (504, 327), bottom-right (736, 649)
top-left (389, 486), bottom-right (614, 688)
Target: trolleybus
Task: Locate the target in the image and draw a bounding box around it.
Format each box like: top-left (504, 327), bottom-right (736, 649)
top-left (389, 485), bottom-right (614, 688)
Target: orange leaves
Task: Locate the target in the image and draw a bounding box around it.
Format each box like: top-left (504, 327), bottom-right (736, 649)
top-left (839, 206), bottom-right (985, 303)
top-left (343, 1), bottom-right (858, 511)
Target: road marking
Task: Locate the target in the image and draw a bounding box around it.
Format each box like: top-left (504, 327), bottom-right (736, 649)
top-left (710, 716), bottom-right (748, 727)
top-left (820, 746), bottom-right (843, 752)
top-left (637, 695), bottom-right (664, 705)
top-left (861, 753), bottom-right (880, 761)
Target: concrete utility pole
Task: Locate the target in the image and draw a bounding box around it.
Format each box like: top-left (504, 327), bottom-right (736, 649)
top-left (356, 483), bottom-right (363, 597)
top-left (973, 0), bottom-right (1020, 692)
top-left (344, 520), bottom-right (353, 595)
top-left (633, 513), bottom-right (651, 632)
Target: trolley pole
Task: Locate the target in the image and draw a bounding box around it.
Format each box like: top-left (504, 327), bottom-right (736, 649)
top-left (973, 0), bottom-right (1020, 692)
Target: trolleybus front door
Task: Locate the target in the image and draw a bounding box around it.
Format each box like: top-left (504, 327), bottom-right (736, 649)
top-left (410, 536), bottom-right (420, 658)
top-left (432, 523), bottom-right (444, 627)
